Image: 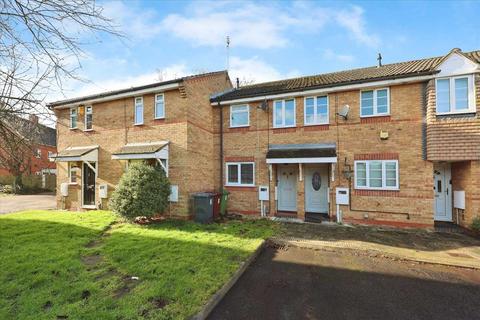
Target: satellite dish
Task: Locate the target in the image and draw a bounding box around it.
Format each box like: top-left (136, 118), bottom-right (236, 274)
top-left (337, 104), bottom-right (350, 119)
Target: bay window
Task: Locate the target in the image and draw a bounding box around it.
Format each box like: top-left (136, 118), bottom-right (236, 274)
top-left (436, 75), bottom-right (475, 114)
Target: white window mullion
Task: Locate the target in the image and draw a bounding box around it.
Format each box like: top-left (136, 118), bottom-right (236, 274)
top-left (373, 90), bottom-right (378, 114)
top-left (282, 101), bottom-right (286, 127)
top-left (450, 78), bottom-right (456, 112)
top-left (366, 162), bottom-right (370, 188)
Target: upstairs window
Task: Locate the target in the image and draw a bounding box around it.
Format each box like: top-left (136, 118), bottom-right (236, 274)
top-left (305, 96), bottom-right (329, 125)
top-left (355, 160), bottom-right (398, 190)
top-left (134, 97), bottom-right (143, 125)
top-left (273, 99), bottom-right (296, 128)
top-left (85, 106), bottom-right (93, 131)
top-left (360, 88), bottom-right (389, 117)
top-left (230, 104), bottom-right (249, 127)
top-left (70, 108), bottom-right (77, 129)
top-left (226, 162), bottom-right (255, 186)
top-left (155, 94), bottom-right (165, 119)
top-left (436, 75), bottom-right (475, 114)
top-left (35, 149), bottom-right (41, 158)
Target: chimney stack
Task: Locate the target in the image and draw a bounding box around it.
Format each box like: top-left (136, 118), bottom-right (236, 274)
top-left (377, 53), bottom-right (382, 67)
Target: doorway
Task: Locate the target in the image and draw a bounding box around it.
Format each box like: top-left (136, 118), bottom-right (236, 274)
top-left (82, 162), bottom-right (96, 208)
top-left (434, 163), bottom-right (452, 221)
top-left (277, 164), bottom-right (297, 212)
top-left (304, 164), bottom-right (329, 214)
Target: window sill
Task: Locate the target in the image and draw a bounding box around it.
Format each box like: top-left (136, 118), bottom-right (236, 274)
top-left (82, 205), bottom-right (97, 209)
top-left (229, 125), bottom-right (250, 129)
top-left (69, 127), bottom-right (78, 130)
top-left (360, 113), bottom-right (390, 118)
top-left (154, 117), bottom-right (165, 120)
top-left (355, 187), bottom-right (399, 191)
top-left (225, 184), bottom-right (255, 188)
top-left (304, 122), bottom-right (329, 126)
top-left (273, 125), bottom-right (296, 129)
top-left (83, 129), bottom-right (94, 132)
top-left (436, 110), bottom-right (476, 116)
top-left (134, 123), bottom-right (144, 126)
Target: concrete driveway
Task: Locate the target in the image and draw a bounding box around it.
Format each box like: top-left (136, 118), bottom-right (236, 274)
top-left (0, 193), bottom-right (56, 214)
top-left (209, 245), bottom-right (480, 320)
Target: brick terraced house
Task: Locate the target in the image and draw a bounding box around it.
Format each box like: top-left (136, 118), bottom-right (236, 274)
top-left (50, 48), bottom-right (480, 229)
top-left (212, 48), bottom-right (480, 229)
top-left (49, 71), bottom-right (231, 215)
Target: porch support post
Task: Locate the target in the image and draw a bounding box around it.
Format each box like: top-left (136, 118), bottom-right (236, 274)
top-left (268, 164), bottom-right (273, 182)
top-left (298, 163), bottom-right (303, 182)
top-left (331, 163), bottom-right (335, 182)
top-left (84, 161), bottom-right (97, 174)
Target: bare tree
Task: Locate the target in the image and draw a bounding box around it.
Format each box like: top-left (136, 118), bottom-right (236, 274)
top-left (0, 0), bottom-right (122, 124)
top-left (0, 0), bottom-right (121, 186)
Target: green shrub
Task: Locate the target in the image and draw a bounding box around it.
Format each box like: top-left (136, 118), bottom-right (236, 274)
top-left (109, 162), bottom-right (170, 220)
top-left (472, 217), bottom-right (480, 232)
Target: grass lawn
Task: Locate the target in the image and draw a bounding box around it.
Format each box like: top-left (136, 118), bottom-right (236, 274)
top-left (0, 211), bottom-right (277, 320)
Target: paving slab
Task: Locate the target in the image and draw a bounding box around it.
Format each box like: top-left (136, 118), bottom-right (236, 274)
top-left (0, 193), bottom-right (56, 214)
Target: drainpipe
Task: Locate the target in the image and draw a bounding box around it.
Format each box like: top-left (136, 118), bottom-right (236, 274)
top-left (218, 102), bottom-right (223, 192)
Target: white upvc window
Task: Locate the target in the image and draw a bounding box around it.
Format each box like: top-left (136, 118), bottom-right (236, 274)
top-left (155, 94), bottom-right (165, 119)
top-left (68, 162), bottom-right (79, 184)
top-left (304, 96), bottom-right (329, 125)
top-left (354, 160), bottom-right (399, 190)
top-left (225, 162), bottom-right (255, 187)
top-left (230, 104), bottom-right (249, 127)
top-left (35, 149), bottom-right (41, 158)
top-left (360, 88), bottom-right (390, 117)
top-left (273, 99), bottom-right (296, 128)
top-left (70, 108), bottom-right (78, 129)
top-left (84, 106), bottom-right (93, 131)
top-left (435, 75), bottom-right (476, 114)
top-left (134, 97), bottom-right (144, 125)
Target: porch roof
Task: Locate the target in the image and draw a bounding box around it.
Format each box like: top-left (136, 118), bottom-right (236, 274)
top-left (53, 145), bottom-right (99, 162)
top-left (111, 141), bottom-right (169, 160)
top-left (266, 143), bottom-right (337, 164)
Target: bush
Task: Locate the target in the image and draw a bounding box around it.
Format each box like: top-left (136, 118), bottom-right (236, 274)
top-left (472, 217), bottom-right (480, 232)
top-left (109, 162), bottom-right (170, 220)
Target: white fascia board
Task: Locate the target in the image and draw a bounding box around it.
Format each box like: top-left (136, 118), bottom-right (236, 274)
top-left (213, 75), bottom-right (434, 105)
top-left (53, 83), bottom-right (180, 109)
top-left (266, 157), bottom-right (337, 164)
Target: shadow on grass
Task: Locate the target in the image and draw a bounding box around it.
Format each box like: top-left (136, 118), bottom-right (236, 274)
top-left (278, 222), bottom-right (480, 252)
top-left (209, 246), bottom-right (480, 320)
top-left (0, 215), bottom-right (270, 320)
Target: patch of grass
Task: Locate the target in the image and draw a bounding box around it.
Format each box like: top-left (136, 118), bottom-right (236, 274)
top-left (0, 211), bottom-right (277, 319)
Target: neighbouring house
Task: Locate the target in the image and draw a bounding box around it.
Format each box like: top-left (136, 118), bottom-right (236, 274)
top-left (0, 114), bottom-right (56, 178)
top-left (211, 48), bottom-right (480, 229)
top-left (50, 48), bottom-right (480, 229)
top-left (48, 71), bottom-right (231, 214)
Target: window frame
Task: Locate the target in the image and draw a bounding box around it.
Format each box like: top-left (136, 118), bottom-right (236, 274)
top-left (68, 162), bottom-right (79, 184)
top-left (273, 98), bottom-right (296, 128)
top-left (304, 95), bottom-right (329, 125)
top-left (70, 107), bottom-right (78, 129)
top-left (154, 93), bottom-right (165, 119)
top-left (225, 162), bottom-right (255, 187)
top-left (435, 75), bottom-right (476, 115)
top-left (229, 104), bottom-right (250, 128)
top-left (35, 148), bottom-right (42, 158)
top-left (134, 96), bottom-right (144, 125)
top-left (84, 105), bottom-right (93, 131)
top-left (354, 160), bottom-right (399, 190)
top-left (360, 87), bottom-right (390, 118)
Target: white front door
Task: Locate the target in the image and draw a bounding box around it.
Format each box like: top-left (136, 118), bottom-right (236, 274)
top-left (277, 165), bottom-right (297, 212)
top-left (305, 165), bottom-right (329, 213)
top-left (434, 163), bottom-right (452, 221)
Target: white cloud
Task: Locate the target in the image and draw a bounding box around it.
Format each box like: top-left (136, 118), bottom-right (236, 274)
top-left (322, 49), bottom-right (355, 63)
top-left (159, 1), bottom-right (380, 49)
top-left (229, 56), bottom-right (299, 84)
top-left (335, 6), bottom-right (380, 48)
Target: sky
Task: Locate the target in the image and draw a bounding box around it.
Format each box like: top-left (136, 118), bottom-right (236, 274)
top-left (55, 0), bottom-right (480, 101)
